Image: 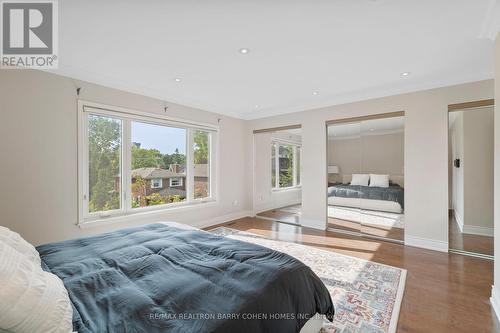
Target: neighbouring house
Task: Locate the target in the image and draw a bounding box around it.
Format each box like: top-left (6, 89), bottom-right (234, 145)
top-left (129, 164), bottom-right (209, 206)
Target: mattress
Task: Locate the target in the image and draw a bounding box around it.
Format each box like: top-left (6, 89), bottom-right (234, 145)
top-left (328, 196), bottom-right (403, 213)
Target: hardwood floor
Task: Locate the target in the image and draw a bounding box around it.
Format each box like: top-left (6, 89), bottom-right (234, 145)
top-left (256, 204), bottom-right (302, 225)
top-left (449, 213), bottom-right (494, 256)
top-left (216, 217), bottom-right (499, 333)
top-left (328, 217), bottom-right (405, 241)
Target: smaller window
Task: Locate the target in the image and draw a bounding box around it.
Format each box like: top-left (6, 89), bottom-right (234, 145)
top-left (151, 178), bottom-right (162, 189)
top-left (170, 178), bottom-right (183, 187)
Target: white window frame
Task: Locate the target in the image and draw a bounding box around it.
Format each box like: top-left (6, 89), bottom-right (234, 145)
top-left (151, 178), bottom-right (163, 189)
top-left (169, 177), bottom-right (183, 187)
top-left (78, 100), bottom-right (218, 226)
top-left (271, 140), bottom-right (302, 191)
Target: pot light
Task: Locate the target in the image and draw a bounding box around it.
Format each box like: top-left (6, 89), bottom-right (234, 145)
top-left (401, 72), bottom-right (411, 77)
top-left (239, 48), bottom-right (250, 54)
top-left (174, 78), bottom-right (182, 83)
top-left (255, 104), bottom-right (260, 109)
top-left (312, 91), bottom-right (319, 95)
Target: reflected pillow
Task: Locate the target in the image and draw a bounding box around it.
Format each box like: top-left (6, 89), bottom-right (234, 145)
top-left (369, 174), bottom-right (390, 188)
top-left (350, 174), bottom-right (370, 186)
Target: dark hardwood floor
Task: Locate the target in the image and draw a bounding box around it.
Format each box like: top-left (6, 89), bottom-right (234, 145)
top-left (213, 217), bottom-right (499, 333)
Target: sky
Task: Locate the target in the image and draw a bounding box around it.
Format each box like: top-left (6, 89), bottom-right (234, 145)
top-left (131, 122), bottom-right (186, 154)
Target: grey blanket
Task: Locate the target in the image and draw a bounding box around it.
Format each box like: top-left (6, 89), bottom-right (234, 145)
top-left (328, 184), bottom-right (404, 209)
top-left (37, 223), bottom-right (334, 333)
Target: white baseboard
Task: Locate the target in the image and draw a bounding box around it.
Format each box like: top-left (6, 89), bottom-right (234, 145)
top-left (454, 211), bottom-right (464, 232)
top-left (462, 225), bottom-right (494, 237)
top-left (491, 286), bottom-right (500, 321)
top-left (405, 235), bottom-right (448, 253)
top-left (195, 210), bottom-right (252, 229)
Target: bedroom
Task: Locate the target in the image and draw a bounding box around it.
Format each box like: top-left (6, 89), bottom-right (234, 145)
top-left (1, 1), bottom-right (500, 333)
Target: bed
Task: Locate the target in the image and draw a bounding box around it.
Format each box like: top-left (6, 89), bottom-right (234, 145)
top-left (36, 222), bottom-right (334, 333)
top-left (328, 175), bottom-right (404, 214)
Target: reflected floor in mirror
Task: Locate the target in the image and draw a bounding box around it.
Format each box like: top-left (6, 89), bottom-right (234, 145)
top-left (257, 204), bottom-right (302, 225)
top-left (449, 212), bottom-right (493, 256)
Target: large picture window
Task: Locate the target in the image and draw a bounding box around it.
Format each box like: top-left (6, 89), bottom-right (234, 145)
top-left (79, 103), bottom-right (217, 224)
top-left (271, 142), bottom-right (301, 189)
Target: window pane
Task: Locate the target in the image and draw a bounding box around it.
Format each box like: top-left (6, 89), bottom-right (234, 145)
top-left (271, 143), bottom-right (276, 188)
top-left (279, 145), bottom-right (294, 188)
top-left (88, 114), bottom-right (122, 213)
top-left (131, 122), bottom-right (187, 208)
top-left (194, 130), bottom-right (210, 199)
top-left (296, 147), bottom-right (301, 185)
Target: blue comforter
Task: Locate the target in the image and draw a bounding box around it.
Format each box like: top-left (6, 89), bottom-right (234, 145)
top-left (37, 223), bottom-right (334, 333)
top-left (328, 184), bottom-right (404, 209)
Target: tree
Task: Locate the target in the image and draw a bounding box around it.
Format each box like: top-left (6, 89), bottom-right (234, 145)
top-left (193, 131), bottom-right (209, 164)
top-left (131, 145), bottom-right (165, 169)
top-left (88, 115), bottom-right (121, 212)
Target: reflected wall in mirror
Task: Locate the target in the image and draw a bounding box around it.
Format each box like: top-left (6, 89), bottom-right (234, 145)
top-left (327, 115), bottom-right (405, 243)
top-left (448, 106), bottom-right (494, 258)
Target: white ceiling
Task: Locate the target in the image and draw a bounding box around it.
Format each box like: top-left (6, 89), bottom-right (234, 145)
top-left (51, 0), bottom-right (500, 120)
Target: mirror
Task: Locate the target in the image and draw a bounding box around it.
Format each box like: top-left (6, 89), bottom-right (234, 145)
top-left (327, 115), bottom-right (405, 243)
top-left (254, 128), bottom-right (302, 225)
top-left (448, 106), bottom-right (494, 258)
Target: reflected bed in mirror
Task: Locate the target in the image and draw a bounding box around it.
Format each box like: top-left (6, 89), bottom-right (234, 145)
top-left (326, 114), bottom-right (405, 243)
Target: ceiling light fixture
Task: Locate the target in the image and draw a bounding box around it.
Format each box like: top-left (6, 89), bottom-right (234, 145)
top-left (401, 72), bottom-right (410, 77)
top-left (312, 91), bottom-right (319, 95)
top-left (174, 78), bottom-right (182, 82)
top-left (255, 104), bottom-right (260, 109)
top-left (239, 48), bottom-right (250, 54)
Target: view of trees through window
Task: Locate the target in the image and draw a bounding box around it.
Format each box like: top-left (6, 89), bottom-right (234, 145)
top-left (88, 115), bottom-right (122, 213)
top-left (130, 121), bottom-right (187, 208)
top-left (194, 130), bottom-right (210, 199)
top-left (87, 114), bottom-right (212, 215)
top-left (271, 142), bottom-right (301, 189)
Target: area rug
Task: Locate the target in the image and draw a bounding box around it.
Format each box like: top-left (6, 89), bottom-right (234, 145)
top-left (210, 227), bottom-right (406, 333)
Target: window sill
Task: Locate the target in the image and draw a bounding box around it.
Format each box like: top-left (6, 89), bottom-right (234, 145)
top-left (78, 199), bottom-right (218, 229)
top-left (272, 186), bottom-right (302, 193)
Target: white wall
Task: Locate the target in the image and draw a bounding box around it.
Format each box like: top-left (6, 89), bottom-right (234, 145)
top-left (248, 80), bottom-right (493, 251)
top-left (492, 33), bottom-right (500, 317)
top-left (449, 112), bottom-right (465, 228)
top-left (253, 132), bottom-right (301, 213)
top-left (463, 108), bottom-right (494, 234)
top-left (328, 131), bottom-right (404, 183)
top-left (0, 70), bottom-right (251, 245)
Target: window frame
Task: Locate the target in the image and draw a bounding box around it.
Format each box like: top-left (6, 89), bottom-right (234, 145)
top-left (169, 177), bottom-right (183, 187)
top-left (151, 178), bottom-right (163, 189)
top-left (271, 140), bottom-right (302, 191)
top-left (78, 101), bottom-right (218, 226)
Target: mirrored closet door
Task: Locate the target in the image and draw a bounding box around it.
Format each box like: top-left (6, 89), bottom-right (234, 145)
top-left (327, 113), bottom-right (405, 243)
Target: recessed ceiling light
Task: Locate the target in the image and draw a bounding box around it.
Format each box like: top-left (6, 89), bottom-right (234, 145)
top-left (174, 78), bottom-right (182, 82)
top-left (239, 48), bottom-right (250, 54)
top-left (401, 72), bottom-right (411, 77)
top-left (370, 128), bottom-right (375, 131)
top-left (254, 104), bottom-right (260, 109)
top-left (312, 91), bottom-right (319, 95)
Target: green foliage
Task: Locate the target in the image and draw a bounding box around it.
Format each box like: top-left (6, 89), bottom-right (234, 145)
top-left (194, 131), bottom-right (209, 164)
top-left (88, 115), bottom-right (121, 212)
top-left (132, 146), bottom-right (186, 169)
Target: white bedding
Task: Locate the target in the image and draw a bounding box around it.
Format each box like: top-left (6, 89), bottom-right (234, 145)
top-left (328, 196), bottom-right (403, 213)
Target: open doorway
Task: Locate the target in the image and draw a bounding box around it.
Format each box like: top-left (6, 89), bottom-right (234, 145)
top-left (448, 101), bottom-right (494, 259)
top-left (253, 126), bottom-right (302, 225)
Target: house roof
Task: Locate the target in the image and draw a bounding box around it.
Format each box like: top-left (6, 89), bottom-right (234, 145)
top-left (131, 165), bottom-right (208, 179)
top-left (132, 168), bottom-right (185, 179)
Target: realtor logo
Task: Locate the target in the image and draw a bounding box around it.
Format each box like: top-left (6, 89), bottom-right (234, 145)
top-left (1, 0), bottom-right (58, 68)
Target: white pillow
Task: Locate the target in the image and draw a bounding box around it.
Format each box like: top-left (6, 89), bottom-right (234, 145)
top-left (0, 242), bottom-right (73, 333)
top-left (369, 174), bottom-right (390, 188)
top-left (0, 226), bottom-right (40, 266)
top-left (350, 174), bottom-right (370, 186)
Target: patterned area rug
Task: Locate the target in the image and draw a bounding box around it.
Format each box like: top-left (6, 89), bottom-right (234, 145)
top-left (210, 227), bottom-right (406, 333)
